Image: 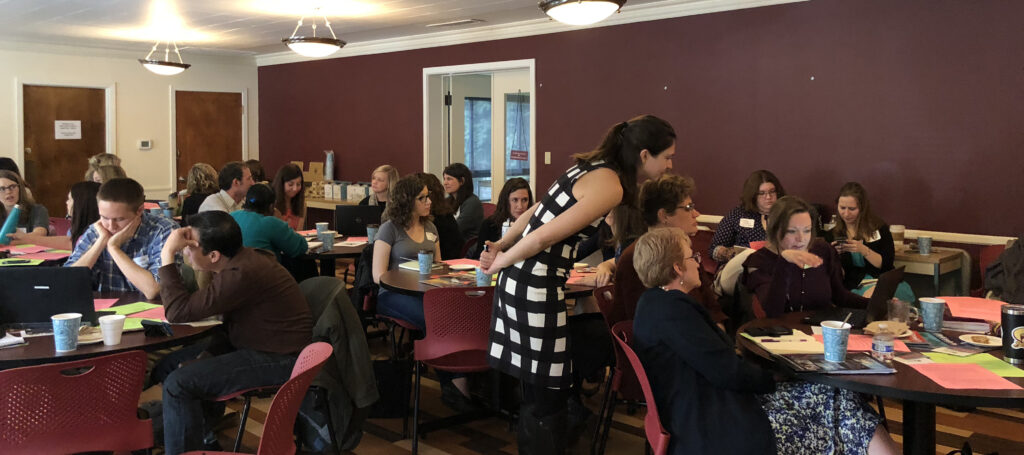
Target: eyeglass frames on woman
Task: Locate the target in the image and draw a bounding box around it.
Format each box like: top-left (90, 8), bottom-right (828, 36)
top-left (687, 251), bottom-right (702, 265)
top-left (0, 184), bottom-right (18, 193)
top-left (677, 202), bottom-right (696, 212)
top-left (757, 190), bottom-right (777, 198)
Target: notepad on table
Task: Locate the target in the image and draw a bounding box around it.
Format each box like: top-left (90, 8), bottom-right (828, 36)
top-left (910, 363), bottom-right (1023, 390)
top-left (741, 330), bottom-right (824, 355)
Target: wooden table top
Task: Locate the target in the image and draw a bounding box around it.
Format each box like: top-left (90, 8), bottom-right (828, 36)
top-left (379, 265), bottom-right (596, 300)
top-left (893, 246), bottom-right (962, 265)
top-left (0, 292), bottom-right (216, 370)
top-left (737, 313), bottom-right (1024, 408)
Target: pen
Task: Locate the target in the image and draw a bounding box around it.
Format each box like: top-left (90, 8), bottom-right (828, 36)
top-left (760, 339), bottom-right (807, 343)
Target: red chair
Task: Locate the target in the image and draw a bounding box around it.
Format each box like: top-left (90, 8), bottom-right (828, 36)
top-left (49, 216), bottom-right (71, 238)
top-left (411, 287), bottom-right (494, 454)
top-left (460, 235), bottom-right (478, 258)
top-left (481, 202), bottom-right (497, 218)
top-left (592, 286), bottom-right (644, 455)
top-left (0, 350), bottom-right (153, 454)
top-left (184, 342), bottom-right (333, 455)
top-left (972, 244), bottom-right (1006, 297)
top-left (610, 321), bottom-right (670, 455)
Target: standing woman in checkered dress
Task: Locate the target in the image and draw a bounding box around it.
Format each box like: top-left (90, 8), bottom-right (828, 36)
top-left (480, 115), bottom-right (677, 454)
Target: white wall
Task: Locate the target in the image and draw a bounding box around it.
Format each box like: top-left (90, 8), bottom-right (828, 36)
top-left (0, 42), bottom-right (259, 199)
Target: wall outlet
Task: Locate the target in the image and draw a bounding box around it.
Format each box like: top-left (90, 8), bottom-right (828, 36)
top-left (544, 151), bottom-right (551, 165)
top-left (139, 139), bottom-right (152, 150)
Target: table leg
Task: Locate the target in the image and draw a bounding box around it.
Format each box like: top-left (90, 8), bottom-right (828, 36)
top-left (932, 264), bottom-right (940, 296)
top-left (902, 400), bottom-right (935, 455)
top-left (319, 257), bottom-right (336, 277)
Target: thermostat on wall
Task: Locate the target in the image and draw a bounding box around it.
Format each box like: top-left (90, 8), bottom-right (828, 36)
top-left (139, 139), bottom-right (152, 150)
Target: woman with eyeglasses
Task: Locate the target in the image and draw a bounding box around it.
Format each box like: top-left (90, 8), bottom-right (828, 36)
top-left (480, 115), bottom-right (676, 453)
top-left (710, 170), bottom-right (786, 263)
top-left (613, 174), bottom-right (725, 327)
top-left (0, 170), bottom-right (49, 237)
top-left (742, 196), bottom-right (868, 318)
top-left (415, 172), bottom-right (463, 260)
top-left (6, 180), bottom-right (100, 250)
top-left (633, 227), bottom-right (897, 455)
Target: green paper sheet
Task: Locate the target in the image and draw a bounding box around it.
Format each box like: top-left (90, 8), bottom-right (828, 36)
top-left (923, 352), bottom-right (1024, 378)
top-left (123, 317), bottom-right (161, 331)
top-left (109, 302), bottom-right (161, 316)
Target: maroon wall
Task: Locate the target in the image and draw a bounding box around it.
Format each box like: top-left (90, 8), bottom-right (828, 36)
top-left (259, 0), bottom-right (1024, 236)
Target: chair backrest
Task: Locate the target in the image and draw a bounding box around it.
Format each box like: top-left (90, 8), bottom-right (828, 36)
top-left (49, 216), bottom-right (71, 238)
top-left (460, 236), bottom-right (478, 259)
top-left (595, 286), bottom-right (643, 401)
top-left (481, 203), bottom-right (497, 219)
top-left (257, 342), bottom-right (334, 455)
top-left (610, 321), bottom-right (671, 455)
top-left (415, 287), bottom-right (494, 365)
top-left (690, 229), bottom-right (719, 275)
top-left (0, 350), bottom-right (153, 454)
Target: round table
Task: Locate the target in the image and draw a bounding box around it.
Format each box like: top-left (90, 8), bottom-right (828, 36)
top-left (379, 265), bottom-right (597, 299)
top-left (0, 292), bottom-right (217, 370)
top-left (737, 313), bottom-right (1024, 455)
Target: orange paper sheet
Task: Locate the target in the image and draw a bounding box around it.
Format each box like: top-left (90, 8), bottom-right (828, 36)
top-left (942, 296), bottom-right (1003, 322)
top-left (812, 334), bottom-right (910, 352)
top-left (94, 298), bottom-right (120, 310)
top-left (749, 241), bottom-right (766, 250)
top-left (444, 258), bottom-right (480, 267)
top-left (910, 363), bottom-right (1023, 390)
top-left (129, 306), bottom-right (166, 320)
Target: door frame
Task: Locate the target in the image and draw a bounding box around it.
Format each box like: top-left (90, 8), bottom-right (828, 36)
top-left (422, 59), bottom-right (536, 195)
top-left (13, 79), bottom-right (117, 173)
top-left (168, 87), bottom-right (248, 192)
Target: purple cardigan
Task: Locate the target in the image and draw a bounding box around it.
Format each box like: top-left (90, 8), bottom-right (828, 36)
top-left (742, 238), bottom-right (868, 318)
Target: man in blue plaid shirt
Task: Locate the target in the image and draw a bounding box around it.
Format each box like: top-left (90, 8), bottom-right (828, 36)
top-left (65, 178), bottom-right (178, 298)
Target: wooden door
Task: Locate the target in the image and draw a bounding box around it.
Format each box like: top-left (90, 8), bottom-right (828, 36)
top-left (175, 91), bottom-right (243, 190)
top-left (22, 85), bottom-right (106, 217)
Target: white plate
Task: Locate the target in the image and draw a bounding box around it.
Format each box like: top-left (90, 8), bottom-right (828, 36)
top-left (78, 328), bottom-right (104, 345)
top-left (306, 241), bottom-right (323, 250)
top-left (449, 264), bottom-right (475, 271)
top-left (959, 334), bottom-right (1001, 347)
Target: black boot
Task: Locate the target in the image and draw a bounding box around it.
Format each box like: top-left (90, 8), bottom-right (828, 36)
top-left (517, 404), bottom-right (569, 455)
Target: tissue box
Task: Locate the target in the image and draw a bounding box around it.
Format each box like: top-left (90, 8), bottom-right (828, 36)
top-left (323, 182), bottom-right (334, 200)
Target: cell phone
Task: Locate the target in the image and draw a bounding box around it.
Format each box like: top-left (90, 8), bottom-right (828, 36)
top-left (2, 259), bottom-right (30, 264)
top-left (769, 326), bottom-right (792, 337)
top-left (141, 320), bottom-right (174, 337)
top-left (745, 327), bottom-right (771, 337)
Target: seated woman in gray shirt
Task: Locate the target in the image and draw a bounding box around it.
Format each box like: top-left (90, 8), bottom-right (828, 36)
top-left (0, 170), bottom-right (49, 237)
top-left (372, 175), bottom-right (441, 329)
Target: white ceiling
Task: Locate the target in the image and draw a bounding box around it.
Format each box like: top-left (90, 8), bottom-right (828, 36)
top-left (0, 0), bottom-right (683, 56)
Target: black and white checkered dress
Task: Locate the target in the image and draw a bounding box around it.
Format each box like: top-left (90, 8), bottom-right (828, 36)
top-left (488, 160), bottom-right (610, 389)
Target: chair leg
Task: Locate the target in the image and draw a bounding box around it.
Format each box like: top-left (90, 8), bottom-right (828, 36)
top-left (875, 395), bottom-right (889, 431)
top-left (591, 371), bottom-right (615, 455)
top-left (233, 395), bottom-right (252, 452)
top-left (597, 390), bottom-right (617, 455)
top-left (412, 361), bottom-right (421, 454)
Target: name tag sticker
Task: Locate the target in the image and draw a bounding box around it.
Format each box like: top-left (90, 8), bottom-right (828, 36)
top-left (867, 230), bottom-right (882, 243)
top-left (133, 255), bottom-right (150, 268)
top-left (425, 232), bottom-right (437, 242)
top-left (739, 218), bottom-right (755, 228)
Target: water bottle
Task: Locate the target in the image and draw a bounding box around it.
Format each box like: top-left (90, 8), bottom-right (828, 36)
top-left (324, 150), bottom-right (335, 181)
top-left (501, 220), bottom-right (511, 238)
top-left (0, 204), bottom-right (22, 245)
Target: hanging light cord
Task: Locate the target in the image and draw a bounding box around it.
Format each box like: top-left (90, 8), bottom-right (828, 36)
top-left (144, 41), bottom-right (186, 64)
top-left (289, 10), bottom-right (339, 40)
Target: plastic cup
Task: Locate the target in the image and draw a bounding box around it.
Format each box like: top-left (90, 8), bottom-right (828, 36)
top-left (316, 222), bottom-right (329, 235)
top-left (158, 201), bottom-right (169, 210)
top-left (98, 314), bottom-right (127, 346)
top-left (418, 250), bottom-right (434, 274)
top-left (366, 224), bottom-right (379, 243)
top-left (891, 225), bottom-right (905, 245)
top-left (919, 297), bottom-right (946, 332)
top-left (52, 313), bottom-right (82, 352)
top-left (476, 267), bottom-right (492, 286)
top-left (821, 320), bottom-right (851, 362)
top-left (918, 236), bottom-right (932, 255)
top-left (887, 298), bottom-right (918, 324)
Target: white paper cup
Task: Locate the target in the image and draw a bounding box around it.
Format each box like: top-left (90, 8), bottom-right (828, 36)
top-left (98, 314), bottom-right (127, 346)
top-left (52, 313), bottom-right (82, 352)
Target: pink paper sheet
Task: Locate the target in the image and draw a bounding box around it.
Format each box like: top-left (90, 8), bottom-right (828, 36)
top-left (346, 236), bottom-right (368, 242)
top-left (444, 259), bottom-right (480, 267)
top-left (942, 296), bottom-right (1003, 322)
top-left (10, 245), bottom-right (49, 254)
top-left (94, 298), bottom-right (119, 310)
top-left (143, 202), bottom-right (160, 210)
top-left (297, 229), bottom-right (317, 236)
top-left (129, 307), bottom-right (166, 320)
top-left (749, 241), bottom-right (766, 250)
top-left (18, 251), bottom-right (71, 261)
top-left (910, 363), bottom-right (1023, 390)
top-left (813, 334), bottom-right (910, 352)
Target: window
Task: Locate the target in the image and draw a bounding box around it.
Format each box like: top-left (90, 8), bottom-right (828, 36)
top-left (464, 97), bottom-right (492, 200)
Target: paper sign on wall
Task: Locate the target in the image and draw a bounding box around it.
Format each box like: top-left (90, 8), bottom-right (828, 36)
top-left (510, 150), bottom-right (528, 161)
top-left (55, 120), bottom-right (81, 140)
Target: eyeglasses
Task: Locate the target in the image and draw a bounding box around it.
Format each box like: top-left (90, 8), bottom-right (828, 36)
top-left (416, 195), bottom-right (431, 202)
top-left (0, 184), bottom-right (18, 193)
top-left (757, 190), bottom-right (777, 198)
top-left (687, 251), bottom-right (702, 265)
top-left (677, 202), bottom-right (696, 212)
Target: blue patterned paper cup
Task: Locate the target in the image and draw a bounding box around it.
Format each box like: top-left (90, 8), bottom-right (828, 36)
top-left (418, 251), bottom-right (433, 275)
top-left (476, 267), bottom-right (492, 287)
top-left (52, 312), bottom-right (82, 352)
top-left (821, 320), bottom-right (851, 362)
top-left (919, 298), bottom-right (946, 332)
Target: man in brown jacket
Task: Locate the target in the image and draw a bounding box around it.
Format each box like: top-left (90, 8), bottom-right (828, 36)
top-left (158, 211), bottom-right (312, 455)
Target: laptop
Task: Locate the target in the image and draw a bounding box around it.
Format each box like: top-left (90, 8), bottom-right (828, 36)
top-left (334, 205), bottom-right (383, 237)
top-left (0, 267), bottom-right (99, 330)
top-left (803, 266), bottom-right (906, 329)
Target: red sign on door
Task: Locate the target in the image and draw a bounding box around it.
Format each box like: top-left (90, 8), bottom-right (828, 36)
top-left (510, 150), bottom-right (528, 161)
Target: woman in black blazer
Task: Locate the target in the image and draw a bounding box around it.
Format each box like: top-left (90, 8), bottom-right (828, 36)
top-left (632, 227), bottom-right (897, 455)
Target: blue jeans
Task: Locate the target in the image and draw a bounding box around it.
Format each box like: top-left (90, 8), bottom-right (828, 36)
top-left (162, 348), bottom-right (298, 455)
top-left (377, 289), bottom-right (425, 330)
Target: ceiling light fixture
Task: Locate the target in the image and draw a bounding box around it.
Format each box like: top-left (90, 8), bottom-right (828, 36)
top-left (138, 40), bottom-right (190, 76)
top-left (539, 0), bottom-right (626, 26)
top-left (283, 9), bottom-right (346, 58)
